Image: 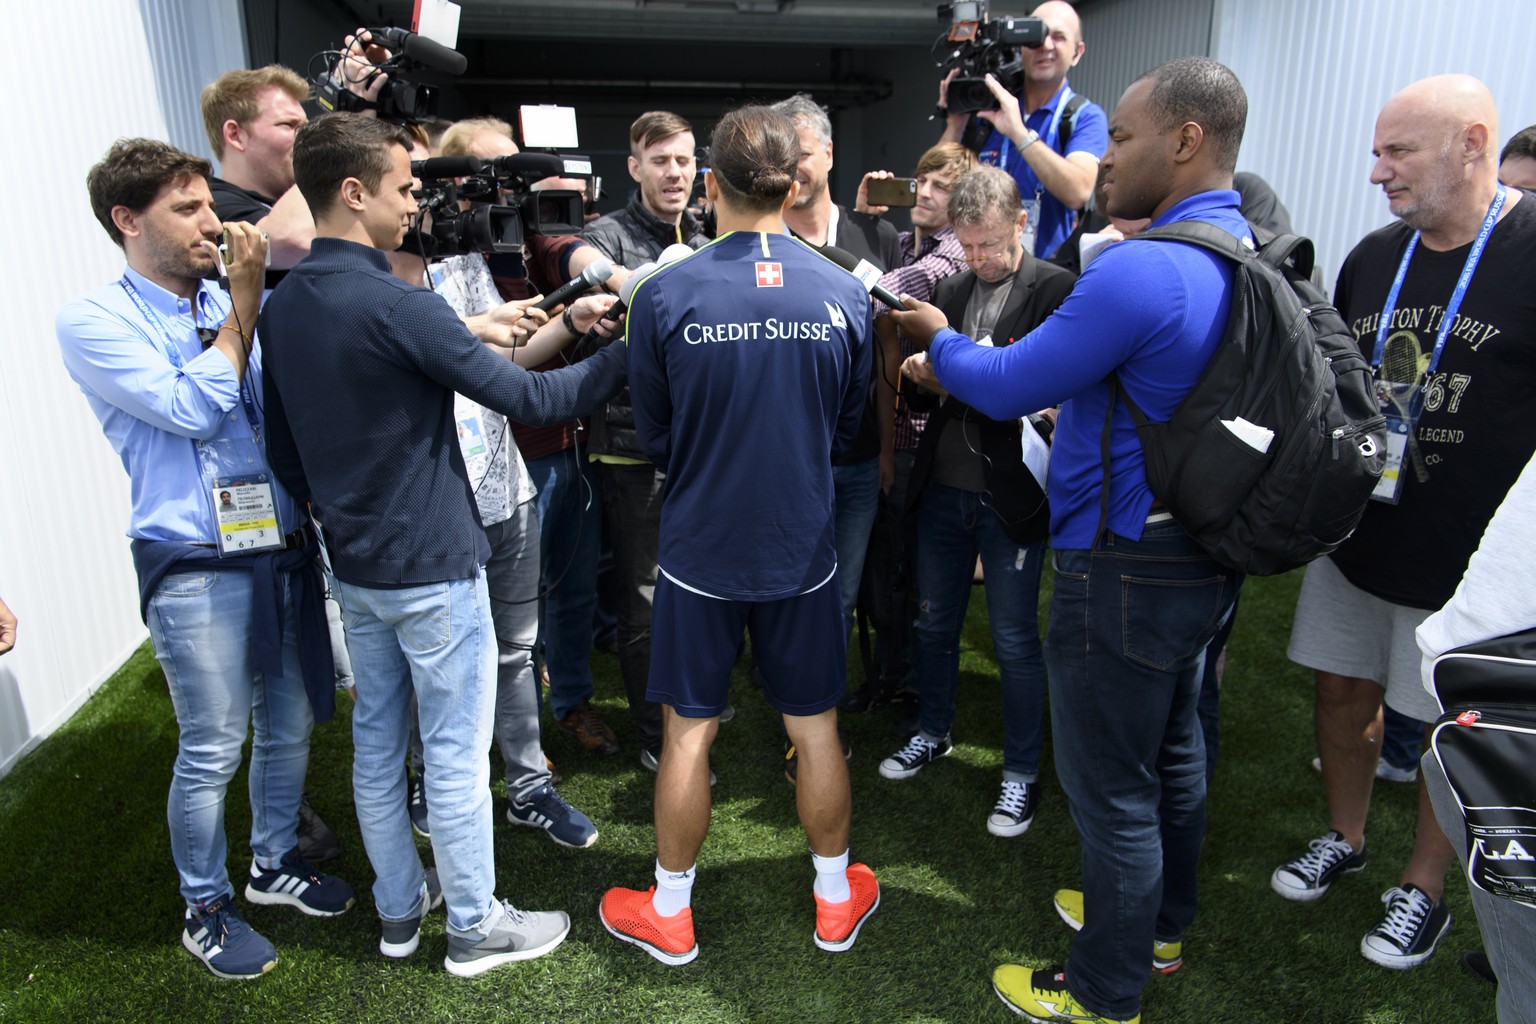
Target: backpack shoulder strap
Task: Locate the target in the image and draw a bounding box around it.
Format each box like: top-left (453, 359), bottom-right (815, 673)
top-left (1058, 92), bottom-right (1089, 153)
top-left (1134, 221), bottom-right (1255, 263)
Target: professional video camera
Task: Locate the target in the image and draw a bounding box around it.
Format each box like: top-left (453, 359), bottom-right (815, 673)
top-left (310, 26), bottom-right (467, 124)
top-left (934, 2), bottom-right (1046, 114)
top-left (409, 153), bottom-right (587, 256)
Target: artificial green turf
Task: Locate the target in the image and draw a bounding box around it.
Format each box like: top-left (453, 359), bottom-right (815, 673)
top-left (0, 572), bottom-right (1492, 1023)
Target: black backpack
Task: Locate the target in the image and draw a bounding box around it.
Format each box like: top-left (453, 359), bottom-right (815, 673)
top-left (1099, 221), bottom-right (1387, 576)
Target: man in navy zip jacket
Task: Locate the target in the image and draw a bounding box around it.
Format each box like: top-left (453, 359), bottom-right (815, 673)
top-left (893, 58), bottom-right (1249, 1024)
top-left (258, 114), bottom-right (626, 977)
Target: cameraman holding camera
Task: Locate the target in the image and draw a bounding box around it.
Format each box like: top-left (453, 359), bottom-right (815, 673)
top-left (937, 1), bottom-right (1107, 260)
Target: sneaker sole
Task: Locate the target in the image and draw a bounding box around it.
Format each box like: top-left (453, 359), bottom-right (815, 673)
top-left (878, 747), bottom-right (950, 781)
top-left (379, 929), bottom-right (421, 958)
top-left (1054, 898), bottom-right (1084, 933)
top-left (182, 931), bottom-right (276, 980)
top-left (1360, 913), bottom-right (1452, 970)
top-left (1152, 955), bottom-right (1184, 974)
top-left (1269, 861), bottom-right (1365, 902)
top-left (991, 979), bottom-right (1048, 1021)
top-left (599, 906), bottom-right (698, 966)
top-left (987, 814), bottom-right (1034, 838)
top-left (410, 819), bottom-right (431, 840)
top-left (505, 807), bottom-right (598, 849)
top-left (814, 890), bottom-right (880, 952)
top-left (243, 883), bottom-right (355, 918)
top-left (443, 919), bottom-right (571, 977)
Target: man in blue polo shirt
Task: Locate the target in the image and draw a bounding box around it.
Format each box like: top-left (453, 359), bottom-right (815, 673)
top-left (938, 0), bottom-right (1108, 260)
top-left (894, 57), bottom-right (1250, 1024)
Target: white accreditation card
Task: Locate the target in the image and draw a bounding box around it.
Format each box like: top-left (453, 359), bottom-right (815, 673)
top-left (212, 477), bottom-right (282, 554)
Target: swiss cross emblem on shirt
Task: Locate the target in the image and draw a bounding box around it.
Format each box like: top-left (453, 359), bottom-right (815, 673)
top-left (755, 262), bottom-right (783, 288)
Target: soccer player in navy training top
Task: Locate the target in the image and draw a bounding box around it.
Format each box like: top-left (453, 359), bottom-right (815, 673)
top-left (599, 104), bottom-right (879, 965)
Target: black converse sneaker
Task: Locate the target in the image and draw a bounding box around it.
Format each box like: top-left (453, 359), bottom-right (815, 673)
top-left (986, 779), bottom-right (1037, 837)
top-left (1360, 884), bottom-right (1451, 969)
top-left (1270, 829), bottom-right (1367, 901)
top-left (878, 734), bottom-right (952, 780)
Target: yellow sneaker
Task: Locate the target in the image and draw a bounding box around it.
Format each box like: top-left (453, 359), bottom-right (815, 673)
top-left (1052, 889), bottom-right (1183, 974)
top-left (992, 964), bottom-right (1142, 1023)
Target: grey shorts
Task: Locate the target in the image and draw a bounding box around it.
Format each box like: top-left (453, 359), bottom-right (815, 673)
top-left (1286, 555), bottom-right (1440, 723)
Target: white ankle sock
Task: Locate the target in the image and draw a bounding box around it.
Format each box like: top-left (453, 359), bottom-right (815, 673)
top-left (812, 849), bottom-right (850, 903)
top-left (653, 861), bottom-right (696, 917)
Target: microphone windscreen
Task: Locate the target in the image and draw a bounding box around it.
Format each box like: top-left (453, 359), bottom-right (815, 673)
top-left (617, 262), bottom-right (658, 306)
top-left (412, 156), bottom-right (483, 179)
top-left (657, 243), bottom-right (694, 266)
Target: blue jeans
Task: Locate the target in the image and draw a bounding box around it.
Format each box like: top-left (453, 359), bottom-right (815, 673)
top-left (914, 484), bottom-right (1046, 780)
top-left (334, 571), bottom-right (498, 932)
top-left (147, 567), bottom-right (313, 908)
top-left (832, 457), bottom-right (880, 626)
top-left (1047, 521), bottom-right (1240, 1019)
top-left (526, 448), bottom-right (601, 721)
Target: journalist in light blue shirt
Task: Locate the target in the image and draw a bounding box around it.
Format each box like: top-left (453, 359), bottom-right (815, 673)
top-left (56, 264), bottom-right (299, 543)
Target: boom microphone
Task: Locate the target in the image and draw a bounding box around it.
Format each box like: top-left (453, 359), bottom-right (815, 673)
top-left (818, 244), bottom-right (905, 310)
top-left (533, 258), bottom-right (615, 313)
top-left (411, 156), bottom-right (483, 179)
top-left (371, 27), bottom-right (469, 75)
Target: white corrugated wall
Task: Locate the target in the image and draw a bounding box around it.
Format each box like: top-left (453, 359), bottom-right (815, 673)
top-left (0, 0), bottom-right (245, 775)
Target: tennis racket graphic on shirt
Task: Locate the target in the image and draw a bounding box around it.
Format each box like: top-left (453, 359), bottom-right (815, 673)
top-left (1378, 329), bottom-right (1430, 482)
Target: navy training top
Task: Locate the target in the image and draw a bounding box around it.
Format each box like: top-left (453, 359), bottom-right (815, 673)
top-left (258, 237), bottom-right (627, 587)
top-left (929, 189), bottom-right (1251, 549)
top-left (626, 230), bottom-right (873, 601)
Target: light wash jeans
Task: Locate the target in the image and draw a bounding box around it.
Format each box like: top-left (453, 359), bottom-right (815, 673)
top-left (147, 567), bottom-right (312, 908)
top-left (334, 570), bottom-right (498, 931)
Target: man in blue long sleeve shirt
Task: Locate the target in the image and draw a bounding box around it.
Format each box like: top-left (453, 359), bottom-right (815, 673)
top-left (57, 139), bottom-right (355, 981)
top-left (893, 58), bottom-right (1249, 1024)
top-left (258, 115), bottom-right (626, 977)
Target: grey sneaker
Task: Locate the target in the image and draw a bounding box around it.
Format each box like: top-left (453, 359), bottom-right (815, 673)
top-left (380, 867), bottom-right (444, 959)
top-left (878, 734), bottom-right (952, 780)
top-left (641, 746), bottom-right (716, 787)
top-left (444, 899), bottom-right (570, 978)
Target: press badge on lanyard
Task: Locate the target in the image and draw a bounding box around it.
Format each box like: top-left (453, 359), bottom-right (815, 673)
top-left (1368, 185), bottom-right (1504, 504)
top-left (119, 277), bottom-right (284, 553)
top-left (996, 86), bottom-right (1072, 258)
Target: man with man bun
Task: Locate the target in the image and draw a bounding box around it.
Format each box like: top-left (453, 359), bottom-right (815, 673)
top-left (599, 104), bottom-right (878, 966)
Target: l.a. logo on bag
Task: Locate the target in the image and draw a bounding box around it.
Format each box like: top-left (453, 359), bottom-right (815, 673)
top-left (1480, 838), bottom-right (1536, 861)
top-left (756, 262), bottom-right (783, 288)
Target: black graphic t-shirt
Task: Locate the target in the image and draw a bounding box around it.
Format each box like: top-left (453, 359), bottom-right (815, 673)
top-left (1329, 193), bottom-right (1536, 609)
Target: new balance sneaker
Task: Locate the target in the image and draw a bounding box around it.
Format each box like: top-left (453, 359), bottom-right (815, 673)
top-left (987, 780), bottom-right (1038, 837)
top-left (556, 699), bottom-right (620, 755)
top-left (600, 886), bottom-right (698, 966)
top-left (1051, 889), bottom-right (1183, 974)
top-left (444, 899), bottom-right (570, 978)
top-left (814, 862), bottom-right (880, 952)
top-left (1270, 829), bottom-right (1367, 901)
top-left (1360, 884), bottom-right (1451, 969)
top-left (245, 849), bottom-right (355, 916)
top-left (640, 746), bottom-right (716, 787)
top-left (992, 964), bottom-right (1141, 1023)
top-left (296, 793), bottom-right (342, 863)
top-left (408, 771), bottom-right (430, 839)
top-left (182, 895), bottom-right (277, 980)
top-left (784, 732), bottom-right (853, 786)
top-left (506, 784), bottom-right (598, 849)
top-left (878, 734), bottom-right (952, 780)
top-left (379, 867), bottom-right (444, 959)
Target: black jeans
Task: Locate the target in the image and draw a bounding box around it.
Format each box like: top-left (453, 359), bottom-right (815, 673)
top-left (595, 462), bottom-right (665, 749)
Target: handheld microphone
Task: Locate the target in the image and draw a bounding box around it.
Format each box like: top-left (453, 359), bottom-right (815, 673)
top-left (370, 27), bottom-right (469, 75)
top-left (533, 258), bottom-right (615, 313)
top-left (411, 156), bottom-right (483, 180)
top-left (818, 244), bottom-right (905, 310)
top-left (600, 245), bottom-right (693, 322)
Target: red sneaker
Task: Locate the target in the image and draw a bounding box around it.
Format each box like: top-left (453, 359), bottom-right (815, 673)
top-left (814, 863), bottom-right (879, 952)
top-left (599, 886), bottom-right (698, 966)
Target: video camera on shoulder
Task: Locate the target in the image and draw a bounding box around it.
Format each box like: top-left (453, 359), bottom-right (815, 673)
top-left (310, 26), bottom-right (466, 125)
top-left (935, 2), bottom-right (1045, 114)
top-left (411, 153), bottom-right (587, 255)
